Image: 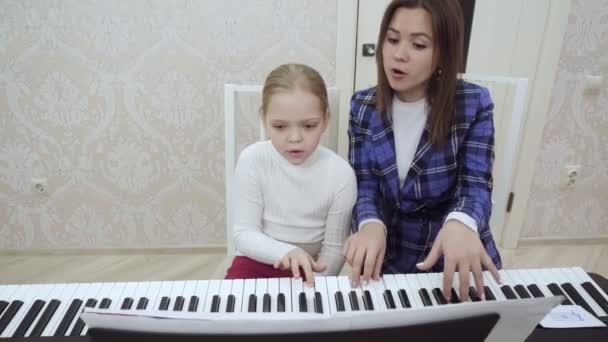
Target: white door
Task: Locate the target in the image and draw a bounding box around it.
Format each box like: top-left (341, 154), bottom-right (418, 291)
top-left (344, 0), bottom-right (568, 247)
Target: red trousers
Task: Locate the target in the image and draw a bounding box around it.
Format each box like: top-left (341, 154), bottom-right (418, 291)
top-left (225, 256), bottom-right (292, 279)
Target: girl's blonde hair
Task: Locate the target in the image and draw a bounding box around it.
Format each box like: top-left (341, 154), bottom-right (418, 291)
top-left (260, 63), bottom-right (329, 120)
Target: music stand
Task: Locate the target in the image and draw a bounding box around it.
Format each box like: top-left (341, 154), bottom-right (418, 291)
top-left (89, 312), bottom-right (500, 342)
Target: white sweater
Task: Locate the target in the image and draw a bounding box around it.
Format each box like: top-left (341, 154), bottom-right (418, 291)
top-left (232, 141), bottom-right (357, 276)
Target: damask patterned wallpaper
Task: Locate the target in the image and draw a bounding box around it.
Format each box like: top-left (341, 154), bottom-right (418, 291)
top-left (520, 0), bottom-right (608, 238)
top-left (0, 0), bottom-right (338, 249)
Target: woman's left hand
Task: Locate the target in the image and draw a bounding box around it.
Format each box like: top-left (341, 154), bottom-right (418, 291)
top-left (416, 220), bottom-right (501, 302)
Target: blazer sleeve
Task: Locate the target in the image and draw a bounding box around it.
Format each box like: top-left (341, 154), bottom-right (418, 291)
top-left (348, 97), bottom-right (383, 233)
top-left (449, 87), bottom-right (495, 233)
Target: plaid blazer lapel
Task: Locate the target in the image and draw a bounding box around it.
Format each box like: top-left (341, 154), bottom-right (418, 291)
top-left (400, 122), bottom-right (433, 199)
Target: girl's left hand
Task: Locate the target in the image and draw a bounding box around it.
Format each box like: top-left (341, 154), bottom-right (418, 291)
top-left (416, 220), bottom-right (501, 302)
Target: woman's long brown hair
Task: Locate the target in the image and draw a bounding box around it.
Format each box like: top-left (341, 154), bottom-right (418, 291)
top-left (375, 0), bottom-right (464, 147)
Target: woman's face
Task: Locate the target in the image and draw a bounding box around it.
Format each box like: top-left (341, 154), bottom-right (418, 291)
top-left (382, 7), bottom-right (436, 102)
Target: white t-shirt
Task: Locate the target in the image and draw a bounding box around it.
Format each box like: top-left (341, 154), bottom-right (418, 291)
top-left (233, 140), bottom-right (357, 276)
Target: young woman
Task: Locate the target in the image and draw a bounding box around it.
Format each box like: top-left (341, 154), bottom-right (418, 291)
top-left (225, 63), bottom-right (357, 286)
top-left (344, 0), bottom-right (502, 302)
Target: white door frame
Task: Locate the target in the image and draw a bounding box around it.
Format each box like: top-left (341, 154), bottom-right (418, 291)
top-left (335, 0), bottom-right (572, 248)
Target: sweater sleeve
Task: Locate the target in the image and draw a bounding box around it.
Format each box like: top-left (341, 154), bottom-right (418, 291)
top-left (232, 147), bottom-right (297, 265)
top-left (316, 162), bottom-right (358, 276)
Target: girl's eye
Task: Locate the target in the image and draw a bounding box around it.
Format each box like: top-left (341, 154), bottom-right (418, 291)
top-left (305, 124), bottom-right (318, 129)
top-left (387, 37), bottom-right (398, 44)
top-left (413, 43), bottom-right (427, 50)
top-left (273, 125), bottom-right (285, 130)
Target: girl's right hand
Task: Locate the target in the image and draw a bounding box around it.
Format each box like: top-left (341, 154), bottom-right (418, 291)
top-left (274, 248), bottom-right (326, 287)
top-left (343, 222), bottom-right (386, 286)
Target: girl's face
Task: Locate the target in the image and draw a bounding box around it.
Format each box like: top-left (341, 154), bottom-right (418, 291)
top-left (382, 7), bottom-right (436, 102)
top-left (263, 89), bottom-right (327, 165)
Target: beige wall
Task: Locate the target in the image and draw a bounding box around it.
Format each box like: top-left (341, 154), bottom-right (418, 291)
top-left (0, 0), bottom-right (338, 249)
top-left (520, 0), bottom-right (608, 238)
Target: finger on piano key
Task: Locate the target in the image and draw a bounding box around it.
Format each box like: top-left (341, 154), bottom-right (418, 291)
top-left (381, 275), bottom-right (401, 309)
top-left (218, 280), bottom-right (232, 313)
top-left (12, 284), bottom-right (54, 338)
top-left (570, 267), bottom-right (608, 317)
top-left (302, 278), bottom-right (315, 313)
top-left (560, 268), bottom-right (604, 317)
top-left (313, 277), bottom-right (330, 315)
top-left (337, 276), bottom-right (354, 311)
top-left (291, 278), bottom-right (304, 313)
top-left (279, 278), bottom-right (292, 313)
top-left (254, 278), bottom-right (267, 314)
top-left (325, 276), bottom-right (341, 313)
top-left (403, 274), bottom-right (424, 308)
top-left (204, 280), bottom-right (221, 313)
top-left (192, 280), bottom-right (209, 313)
top-left (266, 278), bottom-right (279, 313)
top-left (229, 279), bottom-right (244, 313)
top-left (242, 279), bottom-right (256, 313)
top-left (482, 271), bottom-right (506, 301)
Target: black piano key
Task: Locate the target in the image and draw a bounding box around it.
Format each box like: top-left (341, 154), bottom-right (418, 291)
top-left (383, 290), bottom-right (396, 309)
top-left (13, 299), bottom-right (45, 337)
top-left (432, 288), bottom-right (447, 305)
top-left (450, 288), bottom-right (461, 304)
top-left (501, 285), bottom-right (518, 299)
top-left (468, 287), bottom-right (481, 302)
top-left (514, 285), bottom-right (531, 299)
top-left (298, 292), bottom-right (307, 312)
top-left (527, 284), bottom-right (544, 298)
top-left (0, 301), bottom-right (8, 317)
top-left (99, 298), bottom-right (111, 309)
top-left (581, 282), bottom-right (608, 314)
top-left (30, 299), bottom-right (60, 337)
top-left (210, 295), bottom-right (221, 313)
top-left (262, 294), bottom-right (271, 313)
top-left (187, 296), bottom-right (198, 312)
top-left (277, 293), bottom-right (286, 312)
top-left (173, 296), bottom-right (185, 312)
top-left (0, 300), bottom-right (23, 334)
top-left (484, 286), bottom-right (496, 301)
top-left (158, 296), bottom-right (170, 311)
top-left (136, 297), bottom-right (148, 310)
top-left (226, 295), bottom-right (235, 313)
top-left (68, 299), bottom-right (97, 337)
top-left (397, 289), bottom-right (411, 308)
top-left (561, 283), bottom-right (595, 316)
top-left (349, 291), bottom-right (360, 311)
top-left (547, 283), bottom-right (572, 305)
top-left (54, 298), bottom-right (83, 336)
top-left (314, 292), bottom-right (323, 313)
top-left (248, 294), bottom-right (257, 312)
top-left (363, 290), bottom-right (374, 311)
top-left (419, 289), bottom-right (433, 306)
top-left (335, 292), bottom-right (345, 312)
top-left (120, 298), bottom-right (133, 310)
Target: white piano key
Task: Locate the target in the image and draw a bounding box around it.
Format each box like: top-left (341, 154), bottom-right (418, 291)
top-left (402, 274), bottom-right (423, 308)
top-left (141, 282), bottom-right (161, 313)
top-left (40, 283), bottom-right (77, 336)
top-left (116, 282), bottom-right (138, 310)
top-left (482, 271), bottom-right (506, 301)
top-left (193, 280), bottom-right (209, 313)
top-left (129, 282), bottom-right (150, 311)
top-left (570, 266), bottom-right (608, 316)
top-left (60, 283), bottom-right (96, 336)
top-left (218, 280), bottom-right (232, 313)
top-left (349, 280), bottom-right (365, 311)
top-left (72, 282), bottom-right (103, 337)
top-left (1, 285), bottom-right (32, 337)
top-left (46, 283), bottom-right (88, 337)
top-left (0, 285), bottom-right (19, 304)
top-left (267, 278), bottom-right (279, 313)
top-left (3, 284), bottom-right (49, 338)
top-left (203, 280), bottom-right (221, 313)
top-left (255, 278), bottom-right (267, 313)
top-left (337, 276), bottom-right (353, 311)
top-left (229, 279), bottom-right (244, 313)
top-left (80, 282), bottom-right (113, 336)
top-left (241, 279), bottom-right (256, 313)
top-left (416, 273), bottom-right (438, 306)
top-left (543, 268), bottom-right (576, 304)
top-left (180, 281), bottom-right (196, 312)
top-left (559, 268), bottom-right (605, 317)
top-left (279, 278), bottom-right (292, 313)
top-left (291, 278), bottom-right (304, 312)
top-left (507, 270), bottom-right (534, 298)
top-left (302, 280), bottom-right (316, 313)
top-left (313, 276), bottom-right (330, 316)
top-left (325, 276), bottom-right (340, 313)
top-left (26, 284), bottom-right (64, 337)
top-left (153, 281), bottom-right (174, 312)
top-left (169, 281), bottom-right (186, 312)
top-left (381, 274), bottom-right (400, 309)
top-left (518, 269), bottom-right (552, 298)
top-left (364, 279), bottom-right (387, 311)
top-left (500, 270), bottom-right (521, 299)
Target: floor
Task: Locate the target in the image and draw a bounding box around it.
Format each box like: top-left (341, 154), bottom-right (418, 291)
top-left (1, 243), bottom-right (607, 285)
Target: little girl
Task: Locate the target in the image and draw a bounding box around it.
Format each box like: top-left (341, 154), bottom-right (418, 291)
top-left (225, 63), bottom-right (357, 286)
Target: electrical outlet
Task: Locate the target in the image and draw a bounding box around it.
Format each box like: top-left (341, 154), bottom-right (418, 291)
top-left (562, 165), bottom-right (581, 188)
top-left (31, 177), bottom-right (48, 194)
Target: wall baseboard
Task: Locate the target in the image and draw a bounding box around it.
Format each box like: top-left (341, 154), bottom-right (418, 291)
top-left (0, 245), bottom-right (228, 256)
top-left (517, 235), bottom-right (608, 247)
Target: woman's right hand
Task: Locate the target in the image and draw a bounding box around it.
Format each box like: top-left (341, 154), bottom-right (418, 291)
top-left (343, 222), bottom-right (386, 286)
top-left (274, 248), bottom-right (326, 287)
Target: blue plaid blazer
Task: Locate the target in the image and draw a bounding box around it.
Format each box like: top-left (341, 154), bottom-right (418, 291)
top-left (348, 80), bottom-right (502, 274)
